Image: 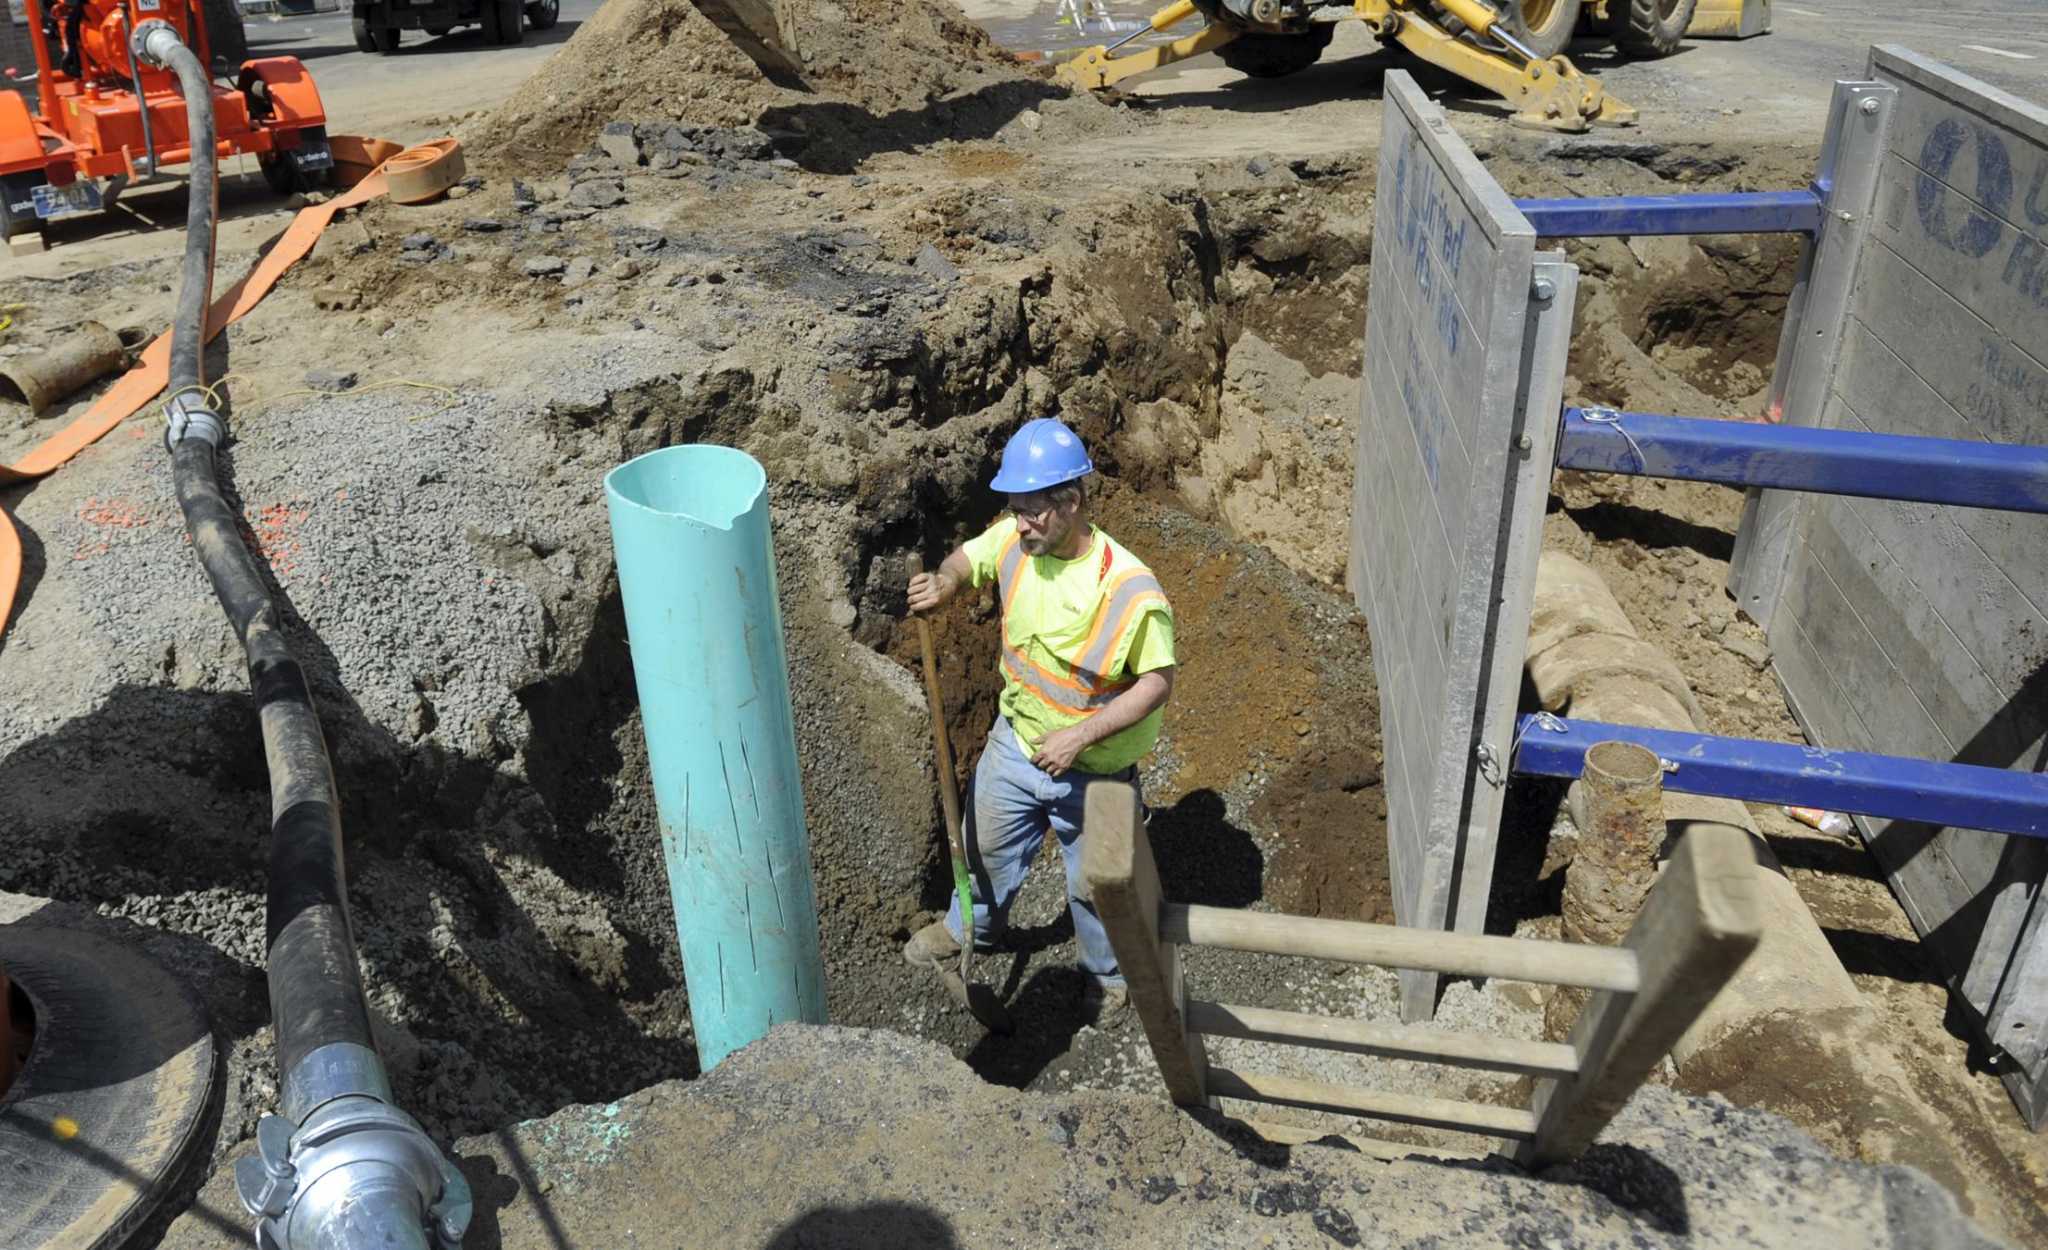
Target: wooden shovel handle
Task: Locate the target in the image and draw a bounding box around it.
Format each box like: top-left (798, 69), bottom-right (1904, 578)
top-left (913, 585), bottom-right (968, 863)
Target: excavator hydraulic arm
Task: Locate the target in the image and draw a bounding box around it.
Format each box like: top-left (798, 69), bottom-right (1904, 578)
top-left (686, 0), bottom-right (809, 85)
top-left (1053, 0), bottom-right (1637, 133)
top-left (1056, 0), bottom-right (1245, 92)
top-left (1389, 2), bottom-right (1637, 130)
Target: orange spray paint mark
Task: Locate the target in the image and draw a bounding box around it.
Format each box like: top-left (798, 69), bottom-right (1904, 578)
top-left (245, 503), bottom-right (313, 578)
top-left (73, 496), bottom-right (150, 561)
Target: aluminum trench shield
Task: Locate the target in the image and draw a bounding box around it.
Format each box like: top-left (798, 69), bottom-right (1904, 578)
top-left (1350, 73), bottom-right (1576, 1020)
top-left (1738, 48), bottom-right (2048, 1126)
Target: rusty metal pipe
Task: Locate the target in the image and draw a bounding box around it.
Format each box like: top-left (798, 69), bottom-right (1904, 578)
top-left (0, 322), bottom-right (130, 415)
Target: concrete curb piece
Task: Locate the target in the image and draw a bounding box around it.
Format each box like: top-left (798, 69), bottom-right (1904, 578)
top-left (1526, 550), bottom-right (1990, 1211)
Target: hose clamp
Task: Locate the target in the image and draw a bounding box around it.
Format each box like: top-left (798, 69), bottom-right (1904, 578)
top-left (164, 388), bottom-right (225, 452)
top-left (282, 1040), bottom-right (396, 1123)
top-left (130, 18), bottom-right (184, 68)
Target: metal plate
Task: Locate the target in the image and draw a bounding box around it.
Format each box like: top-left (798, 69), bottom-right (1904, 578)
top-left (1349, 74), bottom-right (1558, 1020)
top-left (30, 180), bottom-right (101, 221)
top-left (1758, 45), bottom-right (2048, 1121)
top-left (291, 139), bottom-right (334, 172)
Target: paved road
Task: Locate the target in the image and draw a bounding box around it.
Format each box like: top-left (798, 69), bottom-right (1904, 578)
top-left (968, 0), bottom-right (2048, 132)
top-left (239, 0), bottom-right (605, 140)
top-left (1751, 0), bottom-right (2048, 99)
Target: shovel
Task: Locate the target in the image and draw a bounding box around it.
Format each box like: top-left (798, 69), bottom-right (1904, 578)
top-left (913, 593), bottom-right (1016, 1036)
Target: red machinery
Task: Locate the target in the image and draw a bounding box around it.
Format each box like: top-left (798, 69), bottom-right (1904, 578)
top-left (1, 0), bottom-right (330, 243)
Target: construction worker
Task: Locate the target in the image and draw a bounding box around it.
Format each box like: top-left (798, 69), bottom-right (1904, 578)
top-left (903, 417), bottom-right (1176, 1013)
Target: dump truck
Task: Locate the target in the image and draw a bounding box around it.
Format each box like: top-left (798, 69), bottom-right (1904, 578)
top-left (349, 0), bottom-right (561, 54)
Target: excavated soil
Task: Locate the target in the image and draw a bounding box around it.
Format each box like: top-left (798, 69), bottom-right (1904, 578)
top-left (474, 0), bottom-right (1043, 169)
top-left (161, 1024), bottom-right (2004, 1250)
top-left (1, 3), bottom-right (2044, 1244)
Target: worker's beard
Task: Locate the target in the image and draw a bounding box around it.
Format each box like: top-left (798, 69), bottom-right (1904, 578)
top-left (1020, 514), bottom-right (1076, 558)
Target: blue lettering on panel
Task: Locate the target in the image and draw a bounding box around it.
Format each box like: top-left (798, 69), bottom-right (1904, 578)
top-left (2005, 234), bottom-right (2048, 307)
top-left (1400, 327), bottom-right (1444, 491)
top-left (1972, 340), bottom-right (2048, 437)
top-left (1911, 119), bottom-right (2048, 313)
top-left (1389, 129), bottom-right (1468, 359)
top-left (1916, 119), bottom-right (2011, 259)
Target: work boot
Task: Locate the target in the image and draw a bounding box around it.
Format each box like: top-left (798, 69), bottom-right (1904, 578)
top-left (903, 921), bottom-right (962, 969)
top-left (1081, 978), bottom-right (1128, 1016)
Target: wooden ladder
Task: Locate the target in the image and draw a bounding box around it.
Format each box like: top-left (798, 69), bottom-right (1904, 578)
top-left (1080, 781), bottom-right (1762, 1165)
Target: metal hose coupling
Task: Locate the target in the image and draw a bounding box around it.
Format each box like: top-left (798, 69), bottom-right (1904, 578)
top-left (235, 1097), bottom-right (472, 1250)
top-left (164, 388), bottom-right (226, 452)
top-left (130, 17), bottom-right (187, 67)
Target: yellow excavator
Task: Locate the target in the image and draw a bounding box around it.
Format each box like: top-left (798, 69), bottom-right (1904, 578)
top-left (686, 0), bottom-right (1767, 134)
top-left (1058, 0), bottom-right (1759, 131)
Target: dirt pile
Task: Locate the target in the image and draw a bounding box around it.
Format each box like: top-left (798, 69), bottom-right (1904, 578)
top-left (473, 0), bottom-right (1036, 166)
top-left (161, 1023), bottom-right (2007, 1250)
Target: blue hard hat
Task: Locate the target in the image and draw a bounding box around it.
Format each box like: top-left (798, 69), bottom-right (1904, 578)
top-left (989, 417), bottom-right (1093, 493)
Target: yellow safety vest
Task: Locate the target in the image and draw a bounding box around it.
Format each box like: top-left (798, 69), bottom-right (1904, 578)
top-left (972, 519), bottom-right (1174, 774)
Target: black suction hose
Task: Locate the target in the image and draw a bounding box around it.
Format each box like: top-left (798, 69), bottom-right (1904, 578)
top-left (138, 25), bottom-right (466, 1249)
top-left (157, 33), bottom-right (215, 400)
top-left (141, 22), bottom-right (377, 1086)
top-left (169, 443), bottom-right (378, 1071)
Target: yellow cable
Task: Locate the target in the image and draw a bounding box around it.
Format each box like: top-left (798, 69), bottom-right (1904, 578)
top-left (150, 374), bottom-right (460, 433)
top-left (255, 378), bottom-right (462, 423)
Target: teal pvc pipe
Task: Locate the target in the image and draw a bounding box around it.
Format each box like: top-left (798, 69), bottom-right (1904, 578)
top-left (604, 445), bottom-right (827, 1070)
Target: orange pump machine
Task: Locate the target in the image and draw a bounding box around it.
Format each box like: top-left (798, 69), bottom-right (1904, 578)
top-left (0, 0), bottom-right (330, 242)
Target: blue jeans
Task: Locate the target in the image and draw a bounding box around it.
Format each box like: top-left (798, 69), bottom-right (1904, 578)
top-left (943, 717), bottom-right (1132, 988)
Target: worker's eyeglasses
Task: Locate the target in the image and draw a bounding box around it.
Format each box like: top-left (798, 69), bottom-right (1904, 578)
top-left (1010, 499), bottom-right (1062, 526)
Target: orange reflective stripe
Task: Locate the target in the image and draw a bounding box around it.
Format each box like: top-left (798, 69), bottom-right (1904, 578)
top-left (1003, 647), bottom-right (1074, 711)
top-left (1078, 573), bottom-right (1167, 677)
top-left (1011, 637), bottom-right (1095, 695)
top-left (995, 531), bottom-right (1026, 619)
top-left (1069, 568), bottom-right (1150, 673)
top-left (1085, 591), bottom-right (1167, 677)
top-left (1004, 645), bottom-right (1127, 714)
top-left (1005, 647), bottom-right (1091, 713)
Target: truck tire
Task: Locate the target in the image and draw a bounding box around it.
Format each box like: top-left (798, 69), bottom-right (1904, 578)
top-left (200, 0), bottom-right (251, 70)
top-left (486, 0), bottom-right (523, 43)
top-left (1606, 0), bottom-right (1695, 57)
top-left (1215, 26), bottom-right (1333, 80)
top-left (353, 14), bottom-right (399, 52)
top-left (1503, 0), bottom-right (1582, 58)
top-left (525, 0), bottom-right (559, 30)
top-left (0, 925), bottom-right (219, 1250)
top-left (260, 126), bottom-right (335, 196)
top-left (1438, 0), bottom-right (1582, 60)
top-left (0, 174), bottom-right (38, 242)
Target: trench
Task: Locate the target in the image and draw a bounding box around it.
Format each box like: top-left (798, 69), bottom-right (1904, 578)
top-left (0, 144), bottom-right (1804, 1155)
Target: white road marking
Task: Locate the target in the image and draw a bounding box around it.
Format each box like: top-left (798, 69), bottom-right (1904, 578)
top-left (1779, 5), bottom-right (1823, 16)
top-left (1960, 45), bottom-right (2038, 61)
